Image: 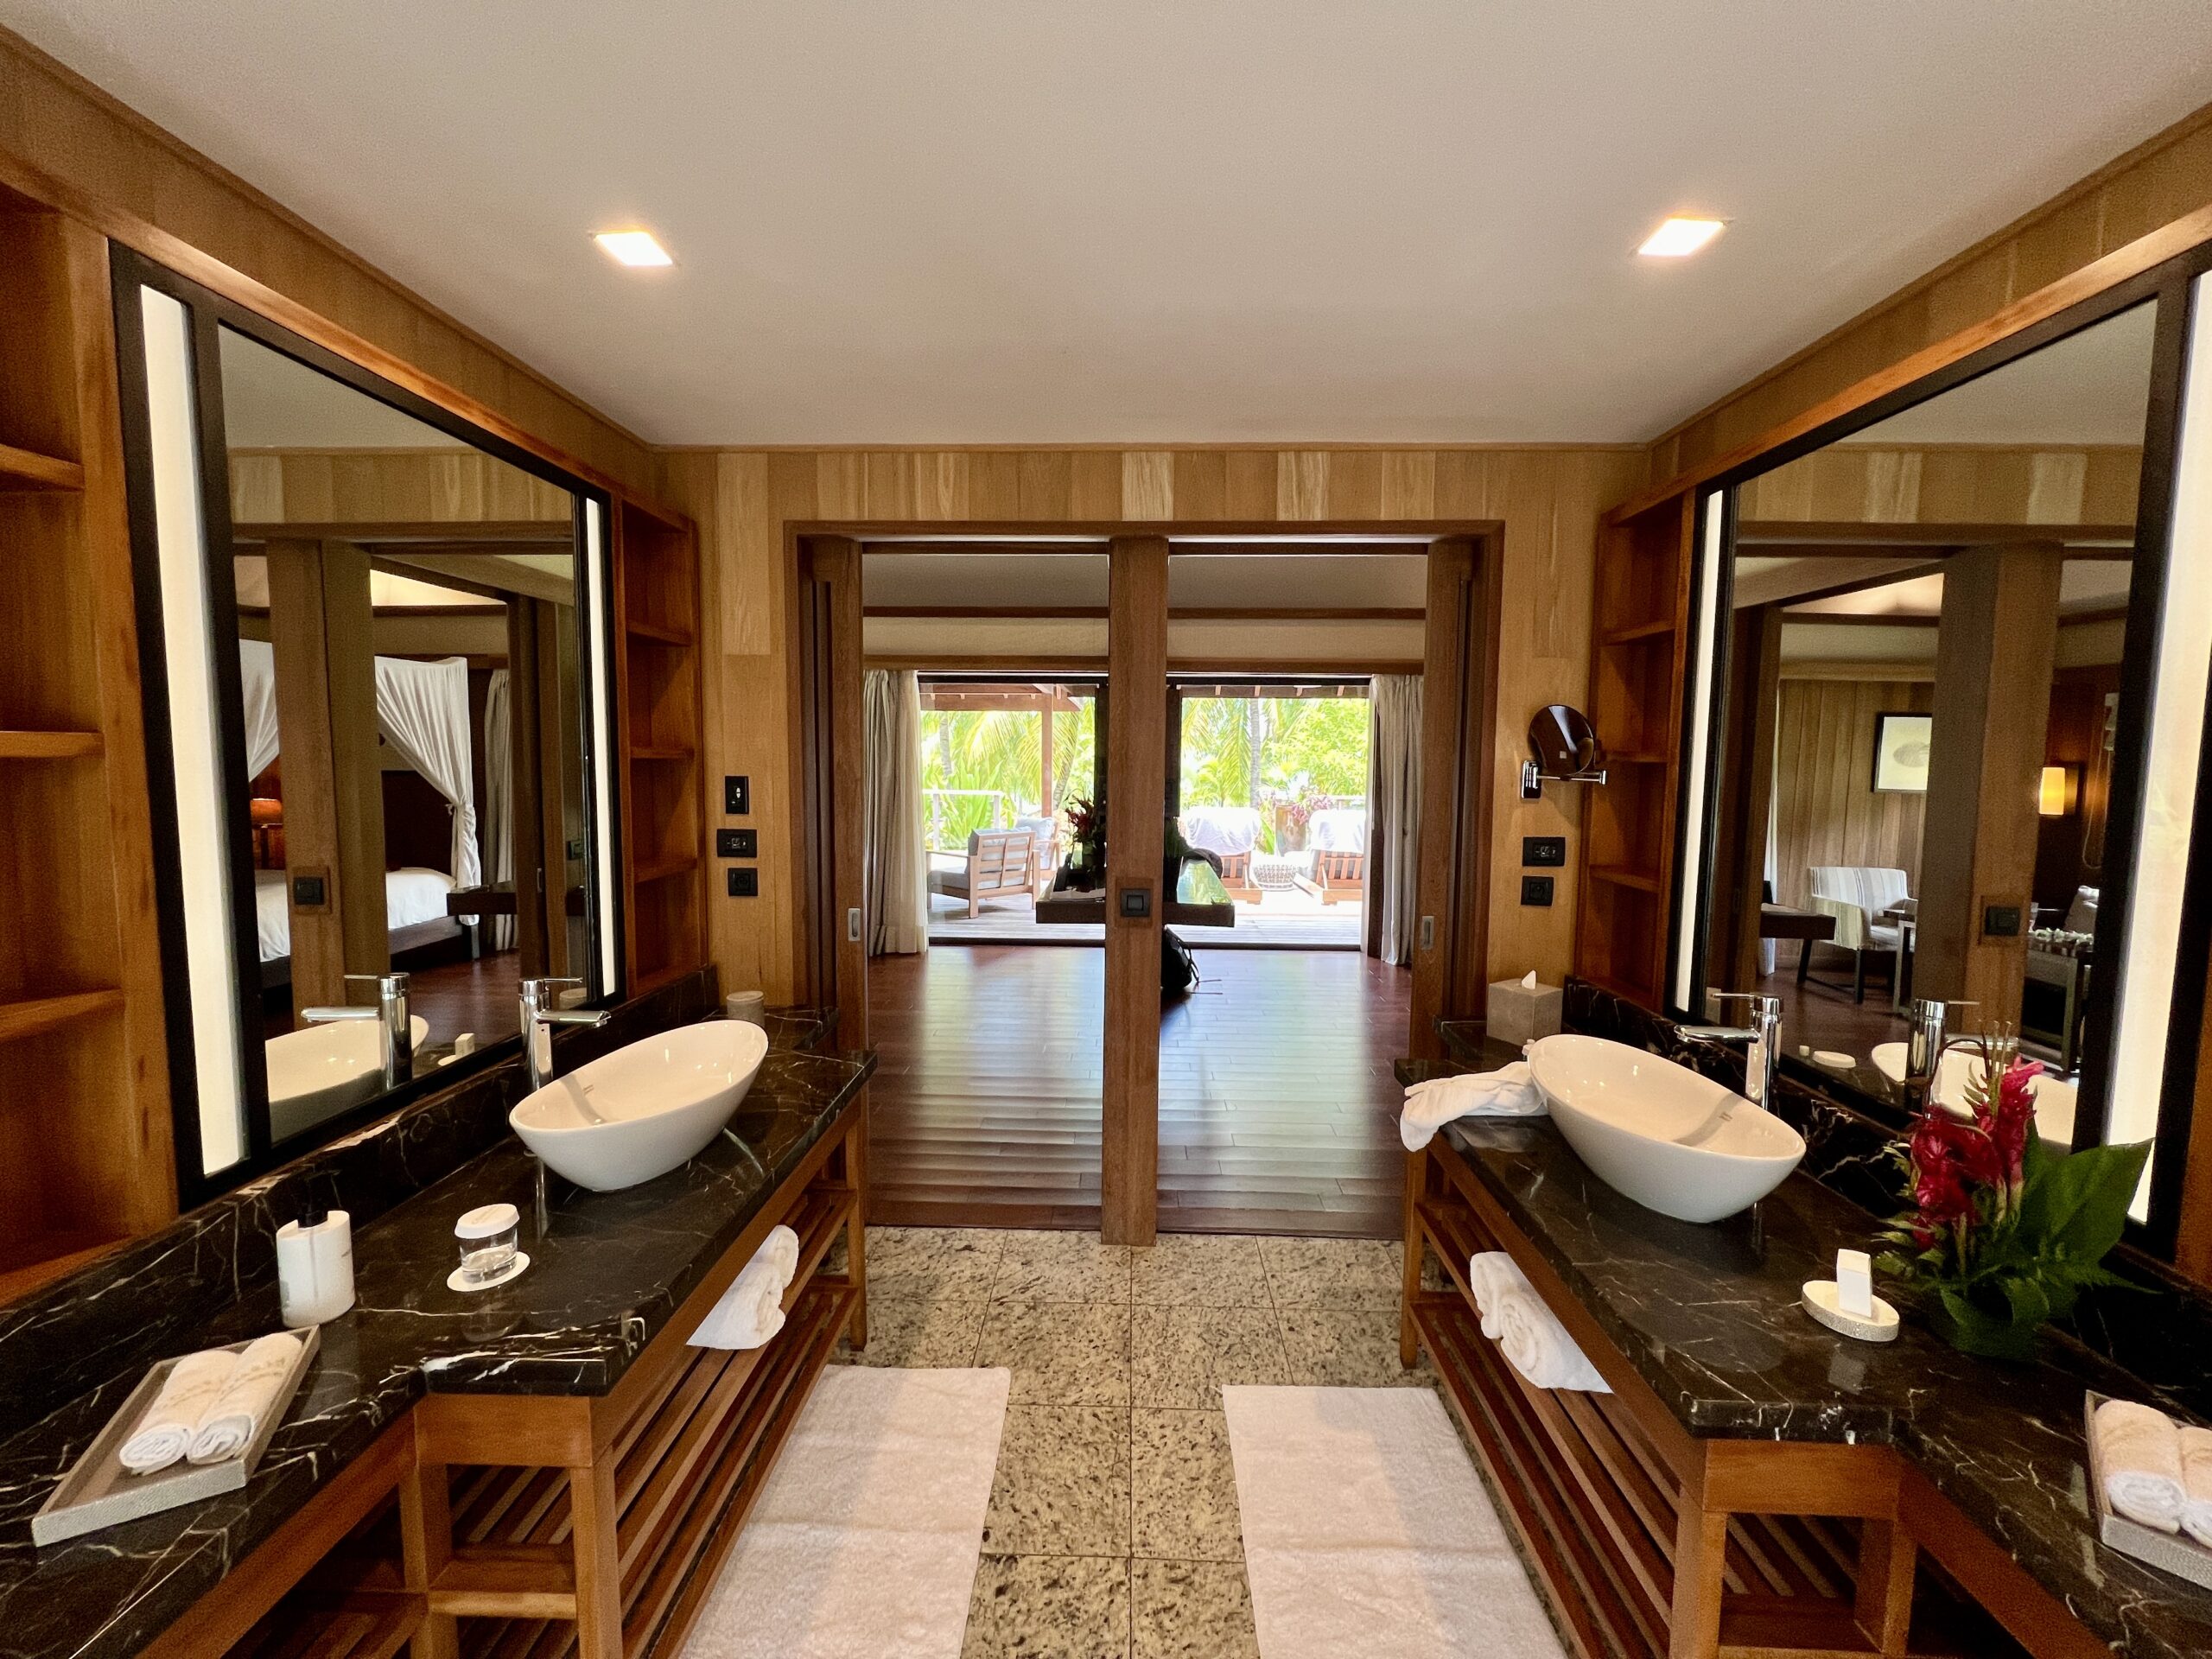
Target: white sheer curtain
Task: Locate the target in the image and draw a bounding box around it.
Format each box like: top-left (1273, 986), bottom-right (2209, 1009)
top-left (1363, 675), bottom-right (1423, 967)
top-left (483, 669), bottom-right (514, 949)
top-left (863, 669), bottom-right (929, 956)
top-left (237, 639), bottom-right (281, 780)
top-left (372, 656), bottom-right (480, 891)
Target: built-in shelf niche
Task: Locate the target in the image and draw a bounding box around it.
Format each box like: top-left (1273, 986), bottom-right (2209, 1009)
top-left (0, 186), bottom-right (175, 1300)
top-left (614, 499), bottom-right (708, 996)
top-left (1573, 491), bottom-right (1694, 1008)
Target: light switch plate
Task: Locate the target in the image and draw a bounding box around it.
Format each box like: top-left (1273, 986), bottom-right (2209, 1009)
top-left (1118, 886), bottom-right (1151, 919)
top-left (723, 775), bottom-right (750, 815)
top-left (717, 828), bottom-right (758, 859)
top-left (1521, 875), bottom-right (1554, 907)
top-left (728, 868), bottom-right (758, 898)
top-left (1522, 836), bottom-right (1567, 868)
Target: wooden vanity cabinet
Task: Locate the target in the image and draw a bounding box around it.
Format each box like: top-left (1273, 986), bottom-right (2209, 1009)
top-left (145, 1101), bottom-right (866, 1659)
top-left (1402, 1141), bottom-right (2099, 1659)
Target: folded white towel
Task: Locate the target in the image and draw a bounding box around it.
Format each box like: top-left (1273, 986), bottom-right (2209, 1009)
top-left (1465, 1249), bottom-right (1608, 1392)
top-left (2179, 1425), bottom-right (2212, 1548)
top-left (690, 1224), bottom-right (801, 1351)
top-left (2095, 1398), bottom-right (2185, 1533)
top-left (187, 1332), bottom-right (303, 1465)
top-left (1401, 1063), bottom-right (1544, 1152)
top-left (119, 1348), bottom-right (239, 1474)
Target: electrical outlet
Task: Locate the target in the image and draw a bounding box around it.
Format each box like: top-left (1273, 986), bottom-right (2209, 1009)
top-left (1521, 875), bottom-right (1555, 907)
top-left (716, 828), bottom-right (758, 859)
top-left (1522, 836), bottom-right (1567, 868)
top-left (723, 775), bottom-right (750, 815)
top-left (728, 868), bottom-right (758, 899)
top-left (1982, 903), bottom-right (2023, 938)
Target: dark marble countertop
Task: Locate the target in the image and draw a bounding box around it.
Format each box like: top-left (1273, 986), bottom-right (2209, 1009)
top-left (1411, 1053), bottom-right (2212, 1657)
top-left (0, 1036), bottom-right (871, 1659)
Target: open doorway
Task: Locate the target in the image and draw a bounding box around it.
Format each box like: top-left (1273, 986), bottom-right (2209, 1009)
top-left (800, 529), bottom-right (1497, 1237)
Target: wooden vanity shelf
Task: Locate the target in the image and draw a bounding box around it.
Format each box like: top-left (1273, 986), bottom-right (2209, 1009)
top-left (0, 184), bottom-right (174, 1296)
top-left (1405, 1147), bottom-right (2028, 1659)
top-left (613, 499), bottom-right (707, 1001)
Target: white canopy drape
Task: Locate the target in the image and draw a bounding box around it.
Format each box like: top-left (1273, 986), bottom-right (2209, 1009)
top-left (237, 639), bottom-right (282, 781)
top-left (236, 643), bottom-right (480, 892)
top-left (373, 656), bottom-right (480, 893)
top-left (483, 669), bottom-right (515, 947)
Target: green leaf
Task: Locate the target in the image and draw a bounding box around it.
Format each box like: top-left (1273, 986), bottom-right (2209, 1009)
top-left (1999, 1275), bottom-right (2051, 1326)
top-left (2016, 1139), bottom-right (2151, 1263)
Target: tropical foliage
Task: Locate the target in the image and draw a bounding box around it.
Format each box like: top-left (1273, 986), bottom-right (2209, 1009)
top-left (919, 696), bottom-right (1096, 850)
top-left (1180, 696), bottom-right (1370, 852)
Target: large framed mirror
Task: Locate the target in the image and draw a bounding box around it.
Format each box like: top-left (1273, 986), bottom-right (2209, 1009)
top-left (1669, 248), bottom-right (2212, 1254)
top-left (111, 251), bottom-right (625, 1205)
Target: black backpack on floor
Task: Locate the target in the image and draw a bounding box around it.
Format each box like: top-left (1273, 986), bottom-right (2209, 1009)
top-left (1161, 928), bottom-right (1198, 999)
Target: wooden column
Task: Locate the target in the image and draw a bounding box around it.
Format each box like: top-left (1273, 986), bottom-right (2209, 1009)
top-left (505, 599), bottom-right (549, 976)
top-left (813, 537), bottom-right (868, 1049)
top-left (1102, 536), bottom-right (1168, 1246)
top-left (1711, 606), bottom-right (1783, 993)
top-left (266, 537), bottom-right (387, 1018)
top-left (1916, 543), bottom-right (2063, 1016)
top-left (531, 601), bottom-right (572, 977)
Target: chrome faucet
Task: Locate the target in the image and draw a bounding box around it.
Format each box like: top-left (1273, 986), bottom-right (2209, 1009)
top-left (302, 972), bottom-right (413, 1090)
top-left (1680, 992), bottom-right (1783, 1108)
top-left (1904, 998), bottom-right (1975, 1104)
top-left (519, 976), bottom-right (608, 1094)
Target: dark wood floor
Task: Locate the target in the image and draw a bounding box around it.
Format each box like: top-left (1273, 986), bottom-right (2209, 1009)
top-left (865, 944), bottom-right (1413, 1237)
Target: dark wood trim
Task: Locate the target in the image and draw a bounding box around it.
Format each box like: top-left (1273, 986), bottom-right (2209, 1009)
top-left (1101, 535), bottom-right (1168, 1247)
top-left (1736, 521), bottom-right (2136, 549)
top-left (864, 604), bottom-right (1423, 621)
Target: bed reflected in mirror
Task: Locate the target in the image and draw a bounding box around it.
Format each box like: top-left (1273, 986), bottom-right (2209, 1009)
top-left (215, 327), bottom-right (589, 1147)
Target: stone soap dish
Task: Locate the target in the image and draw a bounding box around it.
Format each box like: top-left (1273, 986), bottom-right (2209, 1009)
top-left (2085, 1391), bottom-right (2212, 1590)
top-left (32, 1326), bottom-right (320, 1547)
top-left (1801, 1280), bottom-right (1899, 1343)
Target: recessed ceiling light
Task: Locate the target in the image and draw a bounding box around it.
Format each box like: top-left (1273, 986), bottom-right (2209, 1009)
top-left (1637, 217), bottom-right (1726, 258)
top-left (593, 229), bottom-right (673, 268)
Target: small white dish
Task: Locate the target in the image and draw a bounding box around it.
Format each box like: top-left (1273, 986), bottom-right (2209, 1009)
top-left (1802, 1279), bottom-right (1899, 1342)
top-left (1812, 1050), bottom-right (1855, 1071)
top-left (448, 1250), bottom-right (530, 1294)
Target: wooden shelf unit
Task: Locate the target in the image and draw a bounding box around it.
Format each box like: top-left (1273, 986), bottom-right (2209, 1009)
top-left (0, 184), bottom-right (175, 1297)
top-left (613, 499), bottom-right (708, 999)
top-left (1573, 491), bottom-right (1696, 1009)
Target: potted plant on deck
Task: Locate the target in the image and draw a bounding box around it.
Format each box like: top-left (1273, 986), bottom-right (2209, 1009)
top-left (1876, 1039), bottom-right (2148, 1361)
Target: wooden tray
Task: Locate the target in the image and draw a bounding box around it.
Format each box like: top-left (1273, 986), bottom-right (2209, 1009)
top-left (2084, 1389), bottom-right (2212, 1591)
top-left (32, 1327), bottom-right (320, 1547)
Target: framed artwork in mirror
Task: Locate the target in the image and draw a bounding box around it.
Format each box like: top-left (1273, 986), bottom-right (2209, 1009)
top-left (1871, 713), bottom-right (1933, 794)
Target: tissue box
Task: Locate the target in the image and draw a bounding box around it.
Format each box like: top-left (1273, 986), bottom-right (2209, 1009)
top-left (1488, 978), bottom-right (1562, 1047)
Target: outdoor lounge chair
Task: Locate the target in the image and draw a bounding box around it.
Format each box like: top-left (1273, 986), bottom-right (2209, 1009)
top-left (929, 828), bottom-right (1038, 917)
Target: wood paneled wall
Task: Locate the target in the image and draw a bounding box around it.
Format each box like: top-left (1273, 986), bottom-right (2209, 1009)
top-left (1739, 444), bottom-right (2143, 529)
top-left (1650, 103), bottom-right (2212, 480)
top-left (0, 27), bottom-right (656, 499)
top-left (229, 448), bottom-right (574, 527)
top-left (1770, 678), bottom-right (1935, 912)
top-left (658, 447), bottom-right (1648, 1002)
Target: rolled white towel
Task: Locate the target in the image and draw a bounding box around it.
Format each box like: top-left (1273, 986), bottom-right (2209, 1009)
top-left (1492, 1287), bottom-right (1611, 1393)
top-left (1466, 1251), bottom-right (1516, 1339)
top-left (2094, 1398), bottom-right (2185, 1533)
top-left (119, 1348), bottom-right (239, 1475)
top-left (2180, 1425), bottom-right (2212, 1548)
top-left (188, 1332), bottom-right (304, 1465)
top-left (689, 1224), bottom-right (802, 1351)
top-left (1401, 1062), bottom-right (1544, 1152)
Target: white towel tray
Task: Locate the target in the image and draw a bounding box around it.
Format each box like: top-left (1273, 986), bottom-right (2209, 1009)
top-left (2084, 1389), bottom-right (2212, 1591)
top-left (32, 1326), bottom-right (320, 1548)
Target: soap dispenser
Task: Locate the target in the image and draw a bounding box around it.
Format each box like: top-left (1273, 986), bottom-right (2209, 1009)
top-left (276, 1202), bottom-right (356, 1327)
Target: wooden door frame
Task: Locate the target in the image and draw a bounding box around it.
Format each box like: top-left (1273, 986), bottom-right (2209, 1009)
top-left (790, 519), bottom-right (1505, 1242)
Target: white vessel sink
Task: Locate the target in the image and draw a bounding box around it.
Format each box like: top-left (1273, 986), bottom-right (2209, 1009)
top-left (267, 1014), bottom-right (429, 1142)
top-left (510, 1020), bottom-right (770, 1192)
top-left (1868, 1043), bottom-right (2078, 1147)
top-left (1527, 1034), bottom-right (1805, 1224)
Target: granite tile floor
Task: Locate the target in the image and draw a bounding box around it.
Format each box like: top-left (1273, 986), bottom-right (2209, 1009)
top-left (829, 1226), bottom-right (1447, 1659)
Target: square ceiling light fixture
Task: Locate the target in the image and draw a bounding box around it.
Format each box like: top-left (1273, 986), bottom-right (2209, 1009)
top-left (593, 229), bottom-right (674, 268)
top-left (1637, 217), bottom-right (1726, 257)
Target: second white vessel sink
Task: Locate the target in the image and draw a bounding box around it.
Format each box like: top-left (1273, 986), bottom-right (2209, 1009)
top-left (511, 1020), bottom-right (770, 1192)
top-left (267, 1014), bottom-right (429, 1142)
top-left (1527, 1034), bottom-right (1805, 1224)
top-left (1868, 1043), bottom-right (2078, 1147)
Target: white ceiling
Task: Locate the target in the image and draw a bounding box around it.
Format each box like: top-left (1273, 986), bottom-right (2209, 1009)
top-left (15, 3), bottom-right (2212, 445)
